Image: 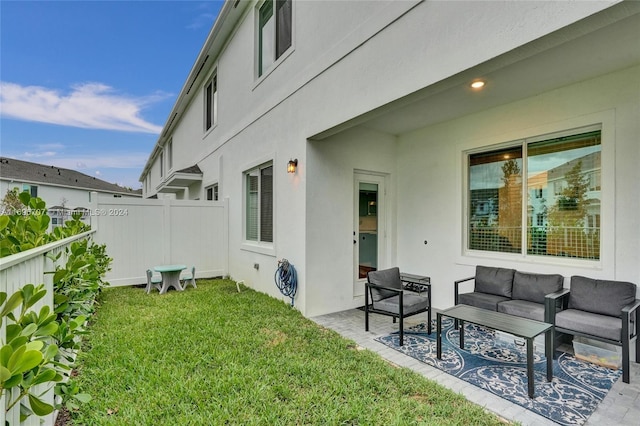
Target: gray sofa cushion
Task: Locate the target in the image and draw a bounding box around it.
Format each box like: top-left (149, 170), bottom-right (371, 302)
top-left (458, 292), bottom-right (510, 311)
top-left (512, 271), bottom-right (564, 304)
top-left (555, 309), bottom-right (622, 341)
top-left (568, 276), bottom-right (636, 317)
top-left (474, 266), bottom-right (515, 298)
top-left (367, 267), bottom-right (402, 301)
top-left (498, 299), bottom-right (546, 322)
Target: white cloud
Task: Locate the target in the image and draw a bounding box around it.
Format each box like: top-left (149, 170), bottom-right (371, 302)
top-left (187, 12), bottom-right (217, 30)
top-left (36, 143), bottom-right (66, 150)
top-left (0, 82), bottom-right (166, 134)
top-left (95, 170), bottom-right (102, 176)
top-left (23, 151), bottom-right (57, 158)
top-left (187, 2), bottom-right (219, 30)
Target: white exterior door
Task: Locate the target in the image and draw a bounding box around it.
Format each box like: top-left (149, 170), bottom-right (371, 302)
top-left (353, 172), bottom-right (386, 297)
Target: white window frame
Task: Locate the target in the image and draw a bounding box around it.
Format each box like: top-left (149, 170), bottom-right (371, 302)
top-left (206, 183), bottom-right (219, 201)
top-left (256, 0), bottom-right (293, 79)
top-left (204, 71), bottom-right (218, 133)
top-left (242, 160), bottom-right (275, 255)
top-left (458, 111), bottom-right (615, 271)
top-left (167, 139), bottom-right (173, 172)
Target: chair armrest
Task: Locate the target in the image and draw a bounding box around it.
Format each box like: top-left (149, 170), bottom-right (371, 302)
top-left (365, 282), bottom-right (403, 295)
top-left (621, 299), bottom-right (640, 315)
top-left (400, 274), bottom-right (431, 294)
top-left (546, 288), bottom-right (570, 301)
top-left (544, 288), bottom-right (570, 324)
top-left (621, 299), bottom-right (640, 340)
top-left (454, 276), bottom-right (474, 305)
top-left (454, 276), bottom-right (475, 285)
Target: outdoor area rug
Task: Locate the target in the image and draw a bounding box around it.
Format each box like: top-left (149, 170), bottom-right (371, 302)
top-left (375, 318), bottom-right (621, 425)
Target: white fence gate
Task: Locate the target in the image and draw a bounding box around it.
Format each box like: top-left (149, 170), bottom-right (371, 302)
top-left (90, 195), bottom-right (228, 286)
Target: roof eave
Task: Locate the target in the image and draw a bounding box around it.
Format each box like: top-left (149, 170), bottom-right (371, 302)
top-left (139, 0), bottom-right (245, 182)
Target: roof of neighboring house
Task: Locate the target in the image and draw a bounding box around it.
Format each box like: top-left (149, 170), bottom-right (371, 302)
top-left (0, 157), bottom-right (142, 196)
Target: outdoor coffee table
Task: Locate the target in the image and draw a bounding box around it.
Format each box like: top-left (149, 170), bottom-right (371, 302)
top-left (436, 305), bottom-right (553, 398)
top-left (154, 264), bottom-right (187, 295)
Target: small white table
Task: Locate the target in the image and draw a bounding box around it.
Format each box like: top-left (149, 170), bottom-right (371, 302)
top-left (154, 264), bottom-right (187, 295)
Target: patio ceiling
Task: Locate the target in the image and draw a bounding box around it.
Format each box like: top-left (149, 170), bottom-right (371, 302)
top-left (310, 4), bottom-right (640, 140)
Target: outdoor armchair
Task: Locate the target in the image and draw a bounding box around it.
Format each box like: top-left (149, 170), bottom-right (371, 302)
top-left (364, 267), bottom-right (431, 346)
top-left (546, 276), bottom-right (640, 383)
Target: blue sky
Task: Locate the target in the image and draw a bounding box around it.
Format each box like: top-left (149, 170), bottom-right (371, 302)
top-left (0, 0), bottom-right (224, 189)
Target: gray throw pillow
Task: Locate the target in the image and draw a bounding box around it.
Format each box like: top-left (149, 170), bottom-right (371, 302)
top-left (474, 266), bottom-right (515, 298)
top-left (568, 275), bottom-right (637, 317)
top-left (512, 271), bottom-right (564, 303)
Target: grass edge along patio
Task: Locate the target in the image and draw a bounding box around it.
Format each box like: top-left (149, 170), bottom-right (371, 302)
top-left (70, 280), bottom-right (508, 425)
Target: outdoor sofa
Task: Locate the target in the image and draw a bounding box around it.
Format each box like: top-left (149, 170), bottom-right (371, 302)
top-left (455, 265), bottom-right (640, 383)
top-left (454, 265), bottom-right (564, 322)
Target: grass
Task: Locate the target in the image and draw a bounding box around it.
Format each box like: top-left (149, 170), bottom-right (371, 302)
top-left (72, 279), bottom-right (507, 425)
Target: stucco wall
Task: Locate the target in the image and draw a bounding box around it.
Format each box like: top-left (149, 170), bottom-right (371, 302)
top-left (305, 127), bottom-right (398, 317)
top-left (147, 0), bottom-right (614, 197)
top-left (142, 0), bottom-right (629, 316)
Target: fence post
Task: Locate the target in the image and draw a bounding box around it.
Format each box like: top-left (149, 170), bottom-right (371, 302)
top-left (163, 195), bottom-right (172, 264)
top-left (89, 191), bottom-right (99, 232)
top-left (224, 196), bottom-right (230, 277)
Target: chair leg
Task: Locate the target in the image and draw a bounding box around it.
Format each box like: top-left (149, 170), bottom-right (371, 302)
top-left (399, 292), bottom-right (404, 346)
top-left (623, 335), bottom-right (630, 383)
top-left (623, 314), bottom-right (632, 383)
top-left (427, 285), bottom-right (432, 334)
top-left (365, 287), bottom-right (370, 332)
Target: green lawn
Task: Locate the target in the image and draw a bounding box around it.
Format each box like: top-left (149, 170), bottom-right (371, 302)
top-left (72, 279), bottom-right (507, 425)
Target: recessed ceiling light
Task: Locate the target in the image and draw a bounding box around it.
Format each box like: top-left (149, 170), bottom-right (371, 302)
top-left (470, 80), bottom-right (486, 89)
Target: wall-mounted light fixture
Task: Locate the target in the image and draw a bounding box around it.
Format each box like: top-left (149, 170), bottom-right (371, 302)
top-left (287, 158), bottom-right (298, 174)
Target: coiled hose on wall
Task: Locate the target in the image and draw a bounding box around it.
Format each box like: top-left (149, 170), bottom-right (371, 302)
top-left (275, 258), bottom-right (297, 307)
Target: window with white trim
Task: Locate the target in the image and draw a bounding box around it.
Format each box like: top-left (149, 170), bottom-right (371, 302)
top-left (467, 127), bottom-right (601, 260)
top-left (159, 152), bottom-right (164, 178)
top-left (258, 0), bottom-right (292, 77)
top-left (204, 73), bottom-right (217, 131)
top-left (245, 162), bottom-right (273, 243)
top-left (206, 183), bottom-right (219, 201)
top-left (167, 139), bottom-right (173, 171)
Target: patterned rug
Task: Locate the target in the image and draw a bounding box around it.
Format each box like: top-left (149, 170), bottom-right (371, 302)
top-left (375, 318), bottom-right (621, 425)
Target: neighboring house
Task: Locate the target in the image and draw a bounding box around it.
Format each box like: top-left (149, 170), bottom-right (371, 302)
top-left (139, 0), bottom-right (640, 317)
top-left (0, 157), bottom-right (141, 228)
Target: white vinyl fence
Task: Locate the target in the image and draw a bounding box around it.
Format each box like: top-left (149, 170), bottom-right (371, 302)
top-left (90, 194), bottom-right (228, 286)
top-left (0, 230), bottom-right (96, 426)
